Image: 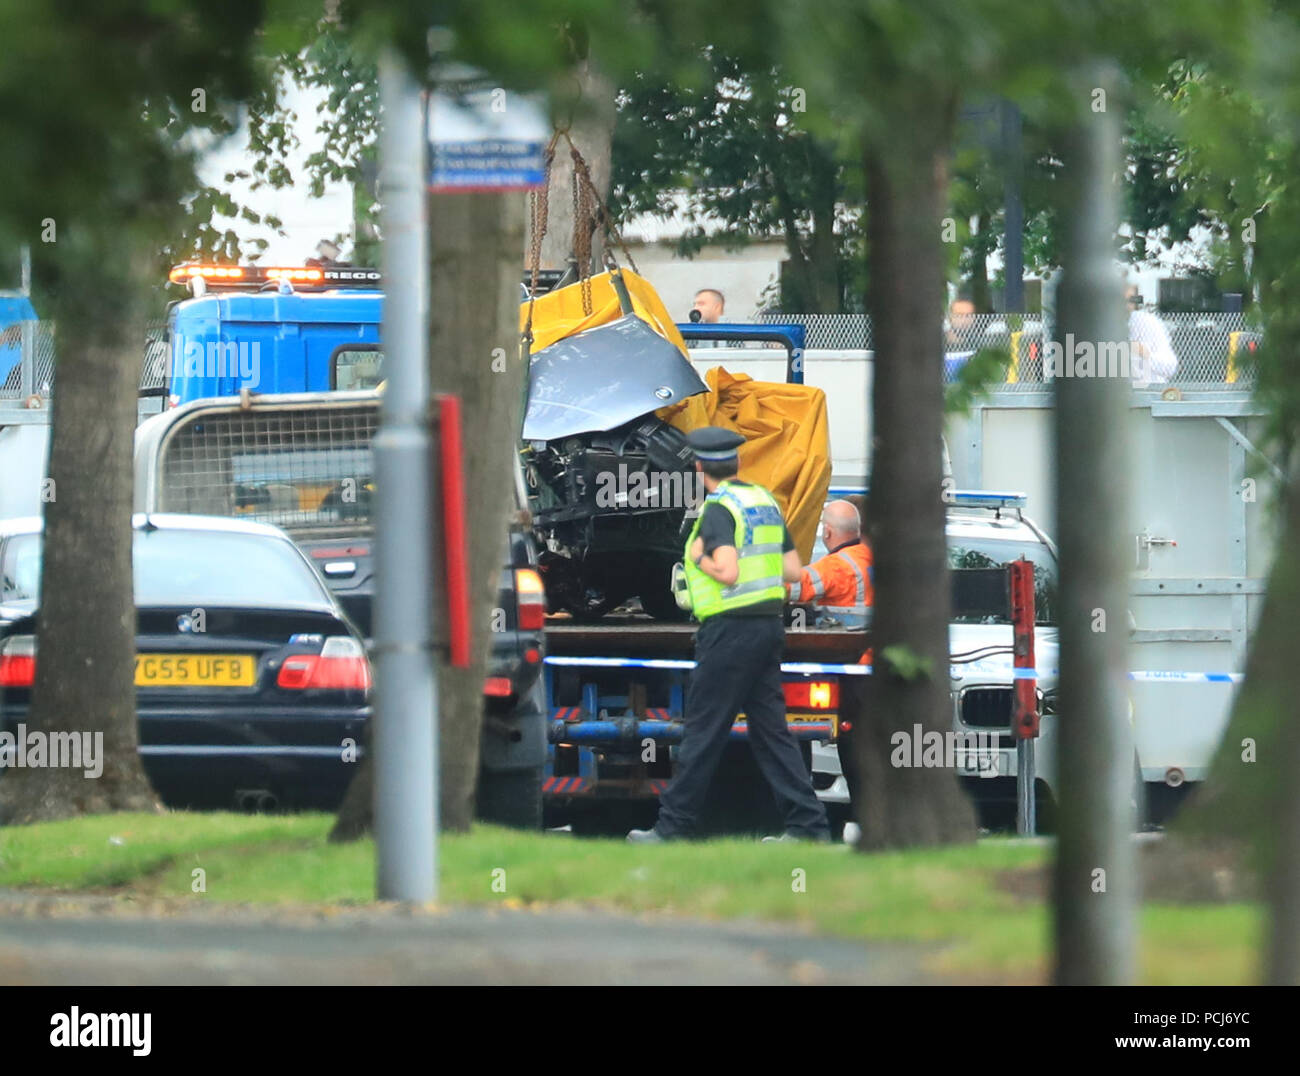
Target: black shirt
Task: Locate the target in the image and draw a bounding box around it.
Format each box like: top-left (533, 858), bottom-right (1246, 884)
top-left (694, 481), bottom-right (794, 618)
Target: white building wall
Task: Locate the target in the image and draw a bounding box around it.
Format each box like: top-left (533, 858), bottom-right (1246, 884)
top-left (625, 241), bottom-right (785, 323)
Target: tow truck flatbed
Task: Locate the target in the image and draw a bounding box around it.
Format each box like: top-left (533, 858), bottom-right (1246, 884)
top-left (544, 614), bottom-right (869, 664)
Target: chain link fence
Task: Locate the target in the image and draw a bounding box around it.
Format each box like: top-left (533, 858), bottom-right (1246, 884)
top-left (3, 310), bottom-right (1262, 409)
top-left (1, 319), bottom-right (169, 404)
top-left (0, 321), bottom-right (56, 400)
top-left (758, 311), bottom-right (1261, 389)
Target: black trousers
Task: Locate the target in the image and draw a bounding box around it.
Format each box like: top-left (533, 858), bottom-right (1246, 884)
top-left (656, 614), bottom-right (829, 839)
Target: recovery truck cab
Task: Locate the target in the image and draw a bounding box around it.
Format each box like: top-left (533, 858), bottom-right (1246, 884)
top-left (154, 263), bottom-right (383, 409)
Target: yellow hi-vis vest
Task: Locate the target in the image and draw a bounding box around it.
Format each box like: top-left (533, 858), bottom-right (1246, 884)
top-left (683, 480), bottom-right (787, 620)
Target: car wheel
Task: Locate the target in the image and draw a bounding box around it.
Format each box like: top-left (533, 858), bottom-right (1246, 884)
top-left (477, 765), bottom-right (544, 830)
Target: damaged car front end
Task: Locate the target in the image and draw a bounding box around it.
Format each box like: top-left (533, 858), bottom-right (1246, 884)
top-left (520, 314), bottom-right (707, 620)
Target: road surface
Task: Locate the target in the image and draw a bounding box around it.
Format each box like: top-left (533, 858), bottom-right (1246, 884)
top-left (0, 894), bottom-right (932, 985)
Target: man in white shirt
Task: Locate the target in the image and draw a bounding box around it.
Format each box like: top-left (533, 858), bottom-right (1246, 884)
top-left (1126, 285), bottom-right (1178, 386)
top-left (688, 288), bottom-right (726, 350)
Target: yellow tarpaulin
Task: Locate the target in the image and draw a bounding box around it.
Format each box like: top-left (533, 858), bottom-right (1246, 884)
top-left (660, 367), bottom-right (832, 562)
top-left (520, 270), bottom-right (830, 559)
top-left (520, 269), bottom-right (688, 355)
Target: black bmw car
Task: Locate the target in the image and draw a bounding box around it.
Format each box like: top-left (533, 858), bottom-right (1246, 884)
top-left (0, 514), bottom-right (371, 810)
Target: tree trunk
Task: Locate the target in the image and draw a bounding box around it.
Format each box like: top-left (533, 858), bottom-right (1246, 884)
top-left (0, 237), bottom-right (160, 825)
top-left (1051, 94), bottom-right (1138, 985)
top-left (427, 191), bottom-right (529, 831)
top-left (970, 211), bottom-right (993, 313)
top-left (807, 155), bottom-right (842, 313)
top-left (330, 191), bottom-right (528, 840)
top-left (852, 102), bottom-right (978, 850)
top-left (1254, 476), bottom-right (1300, 984)
top-left (1172, 468), bottom-right (1300, 983)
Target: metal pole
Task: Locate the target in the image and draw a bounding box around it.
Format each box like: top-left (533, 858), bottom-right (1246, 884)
top-left (20, 320), bottom-right (35, 401)
top-left (1052, 68), bottom-right (1137, 984)
top-left (1001, 101), bottom-right (1024, 314)
top-left (374, 49), bottom-right (437, 903)
top-left (19, 243), bottom-right (35, 400)
top-left (1017, 739), bottom-right (1035, 835)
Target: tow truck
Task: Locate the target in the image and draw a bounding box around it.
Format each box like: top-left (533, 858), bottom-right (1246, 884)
top-left (142, 261), bottom-right (1070, 835)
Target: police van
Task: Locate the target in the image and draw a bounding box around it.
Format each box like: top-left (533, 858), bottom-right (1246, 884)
top-left (810, 491), bottom-right (1065, 830)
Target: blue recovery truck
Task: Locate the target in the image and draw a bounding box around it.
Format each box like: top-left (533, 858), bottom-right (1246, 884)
top-left (539, 617), bottom-right (866, 833)
top-left (526, 320), bottom-right (869, 834)
top-left (153, 266), bottom-right (868, 832)
top-left (154, 263), bottom-right (383, 407)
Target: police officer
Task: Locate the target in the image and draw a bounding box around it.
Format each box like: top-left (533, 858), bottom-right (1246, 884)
top-left (628, 427), bottom-right (831, 843)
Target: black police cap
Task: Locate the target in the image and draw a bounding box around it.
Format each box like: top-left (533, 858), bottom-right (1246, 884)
top-left (686, 426), bottom-right (745, 461)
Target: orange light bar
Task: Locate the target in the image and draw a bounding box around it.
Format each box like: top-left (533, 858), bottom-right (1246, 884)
top-left (167, 264), bottom-right (381, 288)
top-left (265, 267), bottom-right (324, 283)
top-left (168, 264), bottom-right (247, 284)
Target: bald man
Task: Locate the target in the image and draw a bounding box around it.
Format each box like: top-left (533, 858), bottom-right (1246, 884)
top-left (791, 500), bottom-right (873, 628)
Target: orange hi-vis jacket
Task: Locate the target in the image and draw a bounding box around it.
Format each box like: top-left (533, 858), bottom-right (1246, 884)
top-left (793, 539), bottom-right (873, 626)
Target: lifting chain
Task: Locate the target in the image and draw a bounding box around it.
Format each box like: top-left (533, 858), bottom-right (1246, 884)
top-left (521, 128), bottom-right (644, 346)
top-left (571, 143), bottom-right (595, 316)
top-left (522, 135), bottom-right (559, 355)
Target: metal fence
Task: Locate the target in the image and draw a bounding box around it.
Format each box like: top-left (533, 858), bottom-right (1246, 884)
top-left (0, 321), bottom-right (55, 400)
top-left (1, 319), bottom-right (168, 403)
top-left (757, 311), bottom-right (1261, 388)
top-left (2, 310), bottom-right (1262, 410)
top-left (153, 398), bottom-right (378, 535)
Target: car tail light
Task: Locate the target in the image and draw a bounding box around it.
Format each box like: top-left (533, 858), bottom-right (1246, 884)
top-left (515, 567), bottom-right (546, 631)
top-left (784, 680), bottom-right (838, 710)
top-left (483, 677), bottom-right (513, 697)
top-left (0, 635), bottom-right (36, 688)
top-left (277, 636), bottom-right (371, 691)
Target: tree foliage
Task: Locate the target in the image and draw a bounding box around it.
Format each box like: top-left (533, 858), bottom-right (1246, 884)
top-left (611, 49), bottom-right (860, 312)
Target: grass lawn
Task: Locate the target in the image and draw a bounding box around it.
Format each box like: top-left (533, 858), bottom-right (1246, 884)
top-left (0, 812), bottom-right (1261, 984)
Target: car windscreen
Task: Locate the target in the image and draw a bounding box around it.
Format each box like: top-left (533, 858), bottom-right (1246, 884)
top-left (1, 528), bottom-right (330, 609)
top-left (949, 537), bottom-right (1057, 625)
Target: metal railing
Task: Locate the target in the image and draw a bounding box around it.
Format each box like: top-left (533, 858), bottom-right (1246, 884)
top-left (757, 311), bottom-right (1261, 389)
top-left (0, 321), bottom-right (55, 401)
top-left (1, 319), bottom-right (169, 406)
top-left (2, 311), bottom-right (1262, 416)
top-left (151, 395), bottom-right (378, 536)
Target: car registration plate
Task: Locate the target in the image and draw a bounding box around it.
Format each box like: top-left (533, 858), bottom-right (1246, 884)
top-left (958, 749), bottom-right (1001, 778)
top-left (135, 653), bottom-right (257, 687)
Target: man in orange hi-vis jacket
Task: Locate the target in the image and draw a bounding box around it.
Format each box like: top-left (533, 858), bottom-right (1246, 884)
top-left (792, 500), bottom-right (873, 628)
top-left (791, 499), bottom-right (873, 832)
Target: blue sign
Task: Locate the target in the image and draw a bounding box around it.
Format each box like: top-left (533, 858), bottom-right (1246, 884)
top-left (428, 85), bottom-right (550, 193)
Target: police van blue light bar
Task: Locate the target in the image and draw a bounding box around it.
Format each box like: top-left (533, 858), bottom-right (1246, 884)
top-left (948, 490), bottom-right (1028, 510)
top-left (168, 264), bottom-right (382, 289)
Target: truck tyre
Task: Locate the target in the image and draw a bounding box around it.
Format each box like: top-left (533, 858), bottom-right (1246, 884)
top-left (477, 765), bottom-right (544, 830)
